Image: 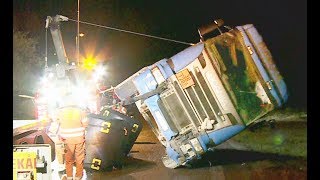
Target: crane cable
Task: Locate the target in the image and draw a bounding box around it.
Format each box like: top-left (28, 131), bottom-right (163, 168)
top-left (67, 18), bottom-right (195, 46)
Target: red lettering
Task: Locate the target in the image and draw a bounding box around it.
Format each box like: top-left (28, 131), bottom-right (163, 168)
top-left (25, 158), bottom-right (33, 169)
top-left (17, 159), bottom-right (24, 169)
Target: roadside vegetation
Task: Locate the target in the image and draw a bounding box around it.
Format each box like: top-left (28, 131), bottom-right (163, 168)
top-left (232, 108), bottom-right (307, 158)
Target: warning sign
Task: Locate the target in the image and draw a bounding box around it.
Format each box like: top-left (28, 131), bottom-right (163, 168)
top-left (176, 69), bottom-right (195, 89)
top-left (13, 144), bottom-right (52, 180)
top-left (13, 152), bottom-right (37, 180)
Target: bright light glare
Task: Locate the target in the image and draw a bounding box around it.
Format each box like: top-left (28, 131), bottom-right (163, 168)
top-left (44, 87), bottom-right (59, 103)
top-left (92, 65), bottom-right (106, 82)
top-left (96, 66), bottom-right (105, 76)
top-left (48, 72), bottom-right (54, 78)
top-left (72, 85), bottom-right (95, 109)
top-left (40, 77), bottom-right (48, 84)
top-left (82, 57), bottom-right (97, 70)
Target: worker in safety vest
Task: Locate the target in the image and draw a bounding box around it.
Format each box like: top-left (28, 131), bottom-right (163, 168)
top-left (57, 94), bottom-right (88, 180)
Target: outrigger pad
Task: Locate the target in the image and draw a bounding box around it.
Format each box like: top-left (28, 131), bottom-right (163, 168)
top-left (84, 109), bottom-right (142, 171)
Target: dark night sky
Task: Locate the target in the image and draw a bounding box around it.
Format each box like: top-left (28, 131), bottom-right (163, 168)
top-left (12, 0), bottom-right (307, 109)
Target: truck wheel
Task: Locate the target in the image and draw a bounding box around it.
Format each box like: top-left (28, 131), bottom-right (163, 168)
top-left (268, 119), bottom-right (276, 129)
top-left (35, 135), bottom-right (45, 144)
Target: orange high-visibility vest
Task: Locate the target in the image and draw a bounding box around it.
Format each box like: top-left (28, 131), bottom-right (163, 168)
top-left (57, 106), bottom-right (88, 144)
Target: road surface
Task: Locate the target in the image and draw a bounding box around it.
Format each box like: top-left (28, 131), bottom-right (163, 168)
top-left (86, 112), bottom-right (307, 180)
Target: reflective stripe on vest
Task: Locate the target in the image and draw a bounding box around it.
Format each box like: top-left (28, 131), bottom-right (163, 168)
top-left (60, 132), bottom-right (84, 138)
top-left (60, 127), bottom-right (85, 133)
top-left (59, 127), bottom-right (85, 138)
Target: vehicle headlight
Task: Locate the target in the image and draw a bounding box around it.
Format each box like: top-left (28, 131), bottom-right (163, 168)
top-left (179, 143), bottom-right (196, 159)
top-left (190, 138), bottom-right (204, 154)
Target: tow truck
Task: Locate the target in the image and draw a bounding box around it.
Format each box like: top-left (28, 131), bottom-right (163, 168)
top-left (13, 15), bottom-right (142, 179)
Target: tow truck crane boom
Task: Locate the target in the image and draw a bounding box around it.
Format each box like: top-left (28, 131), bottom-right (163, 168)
top-left (45, 15), bottom-right (69, 65)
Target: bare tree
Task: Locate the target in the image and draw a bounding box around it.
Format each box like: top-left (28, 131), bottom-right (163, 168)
top-left (13, 30), bottom-right (44, 119)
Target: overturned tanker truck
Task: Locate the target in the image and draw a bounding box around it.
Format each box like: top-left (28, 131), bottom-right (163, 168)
top-left (113, 19), bottom-right (288, 168)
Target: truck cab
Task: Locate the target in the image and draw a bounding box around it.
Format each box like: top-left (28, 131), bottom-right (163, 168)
top-left (114, 22), bottom-right (288, 168)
